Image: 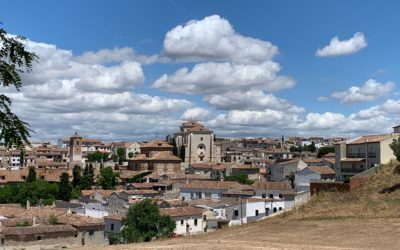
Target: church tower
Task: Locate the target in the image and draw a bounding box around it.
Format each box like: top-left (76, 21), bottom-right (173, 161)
top-left (69, 131), bottom-right (82, 165)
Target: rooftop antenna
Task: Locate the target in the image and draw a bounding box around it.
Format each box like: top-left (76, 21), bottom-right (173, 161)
top-left (155, 132), bottom-right (158, 140)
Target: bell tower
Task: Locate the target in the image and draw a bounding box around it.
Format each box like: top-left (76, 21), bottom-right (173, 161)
top-left (69, 131), bottom-right (82, 165)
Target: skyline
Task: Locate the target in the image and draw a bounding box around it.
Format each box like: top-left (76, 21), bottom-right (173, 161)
top-left (1, 0), bottom-right (400, 142)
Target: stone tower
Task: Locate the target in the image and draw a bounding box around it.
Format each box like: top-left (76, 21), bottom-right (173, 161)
top-left (69, 131), bottom-right (82, 165)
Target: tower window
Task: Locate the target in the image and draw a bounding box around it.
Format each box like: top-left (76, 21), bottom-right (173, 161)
top-left (201, 137), bottom-right (203, 141)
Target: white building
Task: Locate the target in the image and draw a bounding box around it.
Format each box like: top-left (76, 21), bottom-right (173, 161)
top-left (160, 207), bottom-right (205, 236)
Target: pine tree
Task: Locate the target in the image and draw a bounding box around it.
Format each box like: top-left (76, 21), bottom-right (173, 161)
top-left (81, 164), bottom-right (94, 190)
top-left (58, 173), bottom-right (72, 201)
top-left (72, 165), bottom-right (82, 188)
top-left (26, 167), bottom-right (36, 183)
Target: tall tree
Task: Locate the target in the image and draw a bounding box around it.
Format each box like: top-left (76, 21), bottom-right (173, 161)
top-left (121, 199), bottom-right (175, 243)
top-left (0, 27), bottom-right (37, 149)
top-left (307, 142), bottom-right (316, 152)
top-left (26, 166), bottom-right (36, 183)
top-left (58, 173), bottom-right (72, 201)
top-left (285, 172), bottom-right (295, 189)
top-left (72, 165), bottom-right (82, 188)
top-left (390, 137), bottom-right (400, 161)
top-left (81, 164), bottom-right (94, 190)
top-left (97, 166), bottom-right (119, 190)
top-left (116, 147), bottom-right (126, 165)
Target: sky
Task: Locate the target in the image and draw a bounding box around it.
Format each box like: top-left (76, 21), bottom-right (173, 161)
top-left (1, 0), bottom-right (400, 142)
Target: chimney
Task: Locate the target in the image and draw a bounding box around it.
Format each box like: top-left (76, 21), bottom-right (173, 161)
top-left (33, 216), bottom-right (37, 226)
top-left (26, 200), bottom-right (30, 210)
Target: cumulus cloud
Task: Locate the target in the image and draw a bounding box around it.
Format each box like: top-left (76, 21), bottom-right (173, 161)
top-left (74, 47), bottom-right (160, 65)
top-left (153, 62), bottom-right (294, 95)
top-left (331, 79), bottom-right (395, 103)
top-left (204, 90), bottom-right (304, 113)
top-left (180, 107), bottom-right (213, 120)
top-left (163, 15), bottom-right (278, 64)
top-left (316, 32), bottom-right (367, 57)
top-left (3, 38), bottom-right (192, 141)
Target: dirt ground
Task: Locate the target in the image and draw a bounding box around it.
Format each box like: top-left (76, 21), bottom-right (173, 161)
top-left (79, 217), bottom-right (400, 250)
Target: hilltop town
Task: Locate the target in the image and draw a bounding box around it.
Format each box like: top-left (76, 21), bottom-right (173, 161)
top-left (0, 120), bottom-right (399, 248)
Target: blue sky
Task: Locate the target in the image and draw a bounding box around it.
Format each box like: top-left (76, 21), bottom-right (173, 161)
top-left (1, 0), bottom-right (400, 141)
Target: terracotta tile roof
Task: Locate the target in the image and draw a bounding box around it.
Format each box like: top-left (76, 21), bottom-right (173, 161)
top-left (148, 151), bottom-right (181, 161)
top-left (57, 213), bottom-right (104, 227)
top-left (81, 189), bottom-right (115, 197)
top-left (160, 207), bottom-right (205, 217)
top-left (129, 182), bottom-right (156, 189)
top-left (322, 158), bottom-right (336, 165)
top-left (141, 140), bottom-right (173, 148)
top-left (303, 157), bottom-right (323, 163)
top-left (182, 181), bottom-right (253, 191)
top-left (307, 166), bottom-right (335, 175)
top-left (190, 162), bottom-right (253, 170)
top-left (181, 120), bottom-right (202, 127)
top-left (187, 125), bottom-right (211, 132)
top-left (1, 224), bottom-right (77, 235)
top-left (322, 152), bottom-right (336, 157)
top-left (121, 190), bottom-right (159, 195)
top-left (349, 134), bottom-right (394, 144)
top-left (0, 169), bottom-right (71, 184)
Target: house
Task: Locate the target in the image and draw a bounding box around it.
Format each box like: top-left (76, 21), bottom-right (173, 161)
top-left (160, 207), bottom-right (206, 236)
top-left (125, 142), bottom-right (141, 159)
top-left (104, 213), bottom-right (125, 240)
top-left (179, 181), bottom-right (254, 202)
top-left (188, 162), bottom-right (259, 180)
top-left (252, 180), bottom-right (295, 208)
top-left (268, 159), bottom-right (306, 182)
top-left (80, 190), bottom-right (116, 204)
top-left (57, 213), bottom-right (105, 246)
top-left (0, 225), bottom-right (78, 247)
top-left (127, 140), bottom-right (182, 175)
top-left (334, 131), bottom-right (399, 180)
top-left (107, 190), bottom-right (159, 214)
top-left (295, 166), bottom-right (336, 192)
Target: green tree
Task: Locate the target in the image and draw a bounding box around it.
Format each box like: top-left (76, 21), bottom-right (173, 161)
top-left (116, 147), bottom-right (126, 165)
top-left (72, 165), bottom-right (82, 188)
top-left (81, 164), bottom-right (95, 190)
top-left (390, 137), bottom-right (400, 161)
top-left (121, 199), bottom-right (175, 243)
top-left (180, 146), bottom-right (185, 161)
top-left (58, 173), bottom-right (72, 201)
top-left (0, 27), bottom-right (37, 149)
top-left (171, 139), bottom-right (178, 156)
top-left (307, 142), bottom-right (316, 152)
top-left (48, 214), bottom-right (58, 225)
top-left (87, 151), bottom-right (108, 162)
top-left (26, 166), bottom-right (36, 183)
top-left (97, 166), bottom-right (119, 190)
top-left (285, 172), bottom-right (295, 189)
top-left (224, 174), bottom-right (254, 185)
top-left (317, 147), bottom-right (335, 158)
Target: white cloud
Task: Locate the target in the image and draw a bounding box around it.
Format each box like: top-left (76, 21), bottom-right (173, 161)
top-left (204, 90), bottom-right (304, 113)
top-left (163, 15), bottom-right (278, 64)
top-left (3, 38), bottom-right (193, 142)
top-left (317, 96), bottom-right (329, 102)
top-left (153, 62), bottom-right (294, 95)
top-left (74, 47), bottom-right (160, 65)
top-left (316, 32), bottom-right (367, 57)
top-left (180, 107), bottom-right (213, 121)
top-left (331, 79), bottom-right (395, 103)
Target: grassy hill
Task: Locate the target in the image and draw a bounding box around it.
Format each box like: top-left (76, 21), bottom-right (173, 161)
top-left (285, 160), bottom-right (400, 220)
top-left (80, 161), bottom-right (400, 250)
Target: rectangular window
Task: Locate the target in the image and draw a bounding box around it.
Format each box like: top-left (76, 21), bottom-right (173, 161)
top-left (110, 224), bottom-right (114, 231)
top-left (269, 194), bottom-right (273, 199)
top-left (181, 220), bottom-right (184, 225)
top-left (194, 219), bottom-right (198, 226)
top-left (234, 209), bottom-right (239, 216)
top-left (255, 210), bottom-right (259, 216)
top-left (261, 194), bottom-right (266, 198)
top-left (88, 230), bottom-right (94, 236)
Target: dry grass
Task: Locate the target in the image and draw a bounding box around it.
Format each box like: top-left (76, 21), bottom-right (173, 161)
top-left (77, 161), bottom-right (400, 249)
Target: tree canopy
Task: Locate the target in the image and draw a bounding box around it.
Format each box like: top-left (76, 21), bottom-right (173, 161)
top-left (120, 199), bottom-right (175, 243)
top-left (0, 27), bottom-right (37, 149)
top-left (224, 174), bottom-right (254, 185)
top-left (390, 137), bottom-right (400, 161)
top-left (116, 147), bottom-right (125, 165)
top-left (58, 172), bottom-right (72, 201)
top-left (97, 166), bottom-right (119, 190)
top-left (317, 147), bottom-right (335, 158)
